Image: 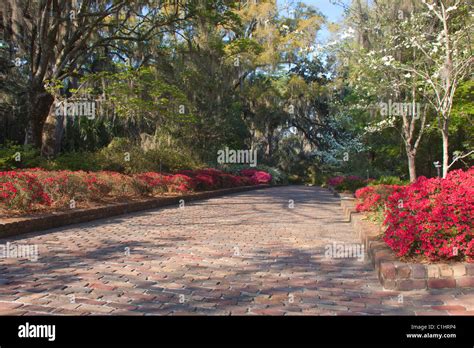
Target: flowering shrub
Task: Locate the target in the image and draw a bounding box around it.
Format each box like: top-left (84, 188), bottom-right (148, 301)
top-left (328, 176), bottom-right (344, 187)
top-left (40, 171), bottom-right (86, 206)
top-left (220, 173), bottom-right (244, 188)
top-left (167, 174), bottom-right (195, 193)
top-left (177, 168), bottom-right (272, 190)
top-left (368, 176), bottom-right (408, 186)
top-left (240, 169), bottom-right (272, 184)
top-left (355, 184), bottom-right (401, 212)
top-left (0, 167), bottom-right (271, 212)
top-left (221, 165), bottom-right (287, 184)
top-left (0, 171), bottom-right (51, 209)
top-left (133, 172), bottom-right (170, 195)
top-left (327, 175), bottom-right (368, 192)
top-left (383, 168), bottom-right (474, 262)
top-left (194, 169), bottom-right (222, 190)
top-left (193, 174), bottom-right (215, 190)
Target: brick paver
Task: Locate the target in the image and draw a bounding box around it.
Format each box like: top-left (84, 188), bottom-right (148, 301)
top-left (0, 186), bottom-right (472, 315)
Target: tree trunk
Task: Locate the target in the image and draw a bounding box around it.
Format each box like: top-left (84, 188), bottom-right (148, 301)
top-left (407, 150), bottom-right (417, 182)
top-left (26, 85), bottom-right (54, 150)
top-left (40, 96), bottom-right (62, 157)
top-left (442, 125), bottom-right (449, 178)
top-left (266, 127), bottom-right (273, 159)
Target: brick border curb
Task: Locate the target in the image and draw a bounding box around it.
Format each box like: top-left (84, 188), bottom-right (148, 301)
top-left (340, 197), bottom-right (474, 291)
top-left (0, 184), bottom-right (271, 239)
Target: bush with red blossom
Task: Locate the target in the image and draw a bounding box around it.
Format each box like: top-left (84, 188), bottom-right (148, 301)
top-left (328, 176), bottom-right (345, 187)
top-left (194, 173), bottom-right (218, 190)
top-left (167, 174), bottom-right (195, 193)
top-left (355, 184), bottom-right (401, 212)
top-left (133, 172), bottom-right (170, 194)
top-left (219, 173), bottom-right (243, 188)
top-left (383, 167), bottom-right (474, 262)
top-left (239, 169), bottom-right (272, 184)
top-left (0, 167), bottom-right (272, 212)
top-left (0, 170), bottom-right (51, 209)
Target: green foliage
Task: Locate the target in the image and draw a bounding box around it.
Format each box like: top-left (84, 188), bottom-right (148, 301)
top-left (0, 143), bottom-right (45, 170)
top-left (334, 179), bottom-right (367, 193)
top-left (273, 135), bottom-right (316, 183)
top-left (48, 152), bottom-right (102, 171)
top-left (288, 175), bottom-right (305, 185)
top-left (98, 138), bottom-right (202, 174)
top-left (0, 138), bottom-right (202, 174)
top-left (366, 208), bottom-right (386, 224)
top-left (451, 80), bottom-right (474, 120)
top-left (369, 176), bottom-right (409, 186)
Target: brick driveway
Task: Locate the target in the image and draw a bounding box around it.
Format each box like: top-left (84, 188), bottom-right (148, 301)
top-left (0, 186), bottom-right (473, 315)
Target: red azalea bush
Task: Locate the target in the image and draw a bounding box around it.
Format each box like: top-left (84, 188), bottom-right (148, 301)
top-left (167, 174), bottom-right (195, 193)
top-left (328, 176), bottom-right (345, 187)
top-left (355, 184), bottom-right (401, 212)
top-left (383, 167), bottom-right (474, 262)
top-left (240, 169), bottom-right (272, 184)
top-left (0, 169), bottom-right (131, 209)
top-left (133, 172), bottom-right (170, 195)
top-left (39, 171), bottom-right (86, 206)
top-left (197, 169), bottom-right (224, 190)
top-left (0, 170), bottom-right (51, 209)
top-left (0, 167), bottom-right (271, 212)
top-left (220, 173), bottom-right (243, 188)
top-left (179, 168), bottom-right (221, 190)
top-left (193, 174), bottom-right (215, 190)
top-left (178, 168), bottom-right (269, 190)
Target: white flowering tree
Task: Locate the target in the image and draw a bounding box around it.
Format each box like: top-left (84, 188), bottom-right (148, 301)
top-left (339, 1), bottom-right (431, 181)
top-left (340, 0), bottom-right (472, 179)
top-left (384, 0), bottom-right (473, 177)
top-left (357, 52), bottom-right (430, 182)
